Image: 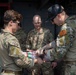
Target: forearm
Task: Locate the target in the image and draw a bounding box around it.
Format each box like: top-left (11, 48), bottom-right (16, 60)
top-left (42, 41), bottom-right (56, 50)
top-left (14, 58), bottom-right (31, 68)
top-left (10, 50), bottom-right (32, 68)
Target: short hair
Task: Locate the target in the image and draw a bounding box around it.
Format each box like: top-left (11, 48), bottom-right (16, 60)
top-left (4, 10), bottom-right (22, 24)
top-left (33, 15), bottom-right (41, 21)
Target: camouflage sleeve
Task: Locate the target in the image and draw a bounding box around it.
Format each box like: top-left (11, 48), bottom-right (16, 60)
top-left (8, 37), bottom-right (32, 68)
top-left (36, 41), bottom-right (56, 58)
top-left (48, 30), bottom-right (54, 42)
top-left (17, 34), bottom-right (27, 51)
top-left (26, 33), bottom-right (31, 49)
top-left (41, 28), bottom-right (73, 61)
top-left (55, 25), bottom-right (73, 60)
top-left (15, 29), bottom-right (27, 51)
top-left (43, 29), bottom-right (54, 48)
top-left (39, 41), bottom-right (56, 51)
top-left (40, 24), bottom-right (73, 61)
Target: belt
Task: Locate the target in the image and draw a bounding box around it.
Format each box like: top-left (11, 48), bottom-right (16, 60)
top-left (3, 70), bottom-right (21, 74)
top-left (65, 61), bottom-right (76, 64)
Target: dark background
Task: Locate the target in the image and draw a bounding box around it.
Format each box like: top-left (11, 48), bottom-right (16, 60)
top-left (0, 0), bottom-right (76, 38)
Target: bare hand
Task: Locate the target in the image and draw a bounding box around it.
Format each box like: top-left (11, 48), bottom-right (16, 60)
top-left (34, 58), bottom-right (43, 64)
top-left (51, 62), bottom-right (57, 69)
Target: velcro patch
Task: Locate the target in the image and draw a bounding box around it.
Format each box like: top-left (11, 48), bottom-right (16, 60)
top-left (9, 46), bottom-right (21, 57)
top-left (59, 30), bottom-right (67, 37)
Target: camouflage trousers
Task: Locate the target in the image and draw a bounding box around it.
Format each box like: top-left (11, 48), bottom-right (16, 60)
top-left (32, 62), bottom-right (54, 75)
top-left (62, 61), bottom-right (76, 75)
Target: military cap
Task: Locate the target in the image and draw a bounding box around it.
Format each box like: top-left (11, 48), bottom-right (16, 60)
top-left (47, 4), bottom-right (64, 21)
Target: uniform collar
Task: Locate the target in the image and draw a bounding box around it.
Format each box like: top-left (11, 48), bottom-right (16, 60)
top-left (1, 29), bottom-right (14, 35)
top-left (34, 28), bottom-right (44, 34)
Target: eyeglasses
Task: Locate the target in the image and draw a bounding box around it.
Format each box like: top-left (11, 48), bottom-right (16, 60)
top-left (13, 21), bottom-right (20, 25)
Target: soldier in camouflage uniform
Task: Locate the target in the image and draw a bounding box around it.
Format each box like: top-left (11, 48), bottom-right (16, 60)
top-left (26, 15), bottom-right (54, 75)
top-left (15, 24), bottom-right (28, 75)
top-left (41, 4), bottom-right (76, 75)
top-left (0, 10), bottom-right (32, 75)
top-left (15, 24), bottom-right (27, 51)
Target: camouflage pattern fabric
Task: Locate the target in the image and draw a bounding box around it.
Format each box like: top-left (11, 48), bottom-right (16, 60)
top-left (15, 28), bottom-right (32, 75)
top-left (15, 28), bottom-right (27, 51)
top-left (32, 62), bottom-right (54, 75)
top-left (26, 28), bottom-right (54, 75)
top-left (32, 64), bottom-right (42, 75)
top-left (61, 61), bottom-right (76, 75)
top-left (0, 57), bottom-right (3, 74)
top-left (54, 16), bottom-right (76, 75)
top-left (26, 28), bottom-right (53, 50)
top-left (0, 29), bottom-right (32, 72)
top-left (30, 16), bottom-right (76, 75)
top-left (41, 62), bottom-right (54, 75)
top-left (56, 17), bottom-right (76, 61)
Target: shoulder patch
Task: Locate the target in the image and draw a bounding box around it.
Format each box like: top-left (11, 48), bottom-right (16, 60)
top-left (9, 46), bottom-right (21, 57)
top-left (59, 30), bottom-right (67, 37)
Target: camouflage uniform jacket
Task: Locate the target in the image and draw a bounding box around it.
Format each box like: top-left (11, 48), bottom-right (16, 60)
top-left (54, 16), bottom-right (76, 61)
top-left (15, 28), bottom-right (27, 51)
top-left (26, 27), bottom-right (53, 50)
top-left (0, 29), bottom-right (32, 71)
